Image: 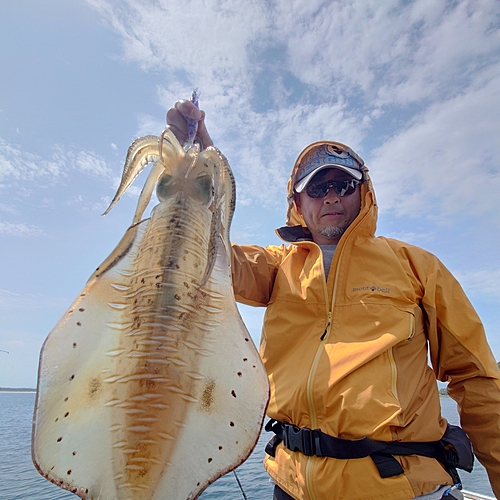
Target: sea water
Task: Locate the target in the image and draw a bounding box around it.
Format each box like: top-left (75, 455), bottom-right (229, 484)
top-left (0, 392), bottom-right (494, 500)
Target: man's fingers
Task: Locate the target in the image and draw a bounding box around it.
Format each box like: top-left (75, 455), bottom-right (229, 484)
top-left (166, 101), bottom-right (214, 148)
top-left (197, 110), bottom-right (214, 148)
top-left (175, 100), bottom-right (202, 120)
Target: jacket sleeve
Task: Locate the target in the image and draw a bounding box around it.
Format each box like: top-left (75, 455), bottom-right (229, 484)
top-left (231, 244), bottom-right (284, 307)
top-left (419, 253), bottom-right (500, 496)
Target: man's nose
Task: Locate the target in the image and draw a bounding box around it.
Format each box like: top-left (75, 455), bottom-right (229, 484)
top-left (324, 188), bottom-right (340, 204)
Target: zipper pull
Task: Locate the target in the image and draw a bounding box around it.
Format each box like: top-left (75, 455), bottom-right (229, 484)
top-left (320, 312), bottom-right (332, 341)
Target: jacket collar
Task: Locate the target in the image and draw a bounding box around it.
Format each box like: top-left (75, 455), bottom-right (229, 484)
top-left (275, 225), bottom-right (313, 243)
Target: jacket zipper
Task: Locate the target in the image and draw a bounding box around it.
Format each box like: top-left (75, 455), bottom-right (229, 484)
top-left (320, 311), bottom-right (332, 340)
top-left (303, 209), bottom-right (369, 500)
top-left (305, 310), bottom-right (331, 500)
top-left (388, 314), bottom-right (414, 402)
top-left (408, 313), bottom-right (415, 341)
top-left (387, 347), bottom-right (399, 401)
top-left (304, 244), bottom-right (344, 500)
top-left (389, 314), bottom-right (415, 400)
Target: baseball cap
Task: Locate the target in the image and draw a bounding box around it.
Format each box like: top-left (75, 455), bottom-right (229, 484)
top-left (294, 141), bottom-right (365, 193)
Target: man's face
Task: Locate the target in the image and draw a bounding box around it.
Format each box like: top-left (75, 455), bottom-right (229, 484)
top-left (295, 168), bottom-right (361, 245)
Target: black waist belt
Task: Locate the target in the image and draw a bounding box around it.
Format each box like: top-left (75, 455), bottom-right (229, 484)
top-left (265, 419), bottom-right (472, 482)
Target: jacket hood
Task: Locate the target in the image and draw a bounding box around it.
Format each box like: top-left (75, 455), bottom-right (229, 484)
top-left (277, 140), bottom-right (378, 243)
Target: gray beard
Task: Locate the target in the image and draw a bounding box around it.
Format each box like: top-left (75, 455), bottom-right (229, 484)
top-left (319, 226), bottom-right (345, 239)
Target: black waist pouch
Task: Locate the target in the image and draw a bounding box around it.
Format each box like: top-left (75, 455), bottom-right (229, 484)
top-left (440, 424), bottom-right (474, 473)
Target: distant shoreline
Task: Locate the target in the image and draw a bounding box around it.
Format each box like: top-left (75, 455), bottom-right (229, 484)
top-left (0, 388), bottom-right (36, 393)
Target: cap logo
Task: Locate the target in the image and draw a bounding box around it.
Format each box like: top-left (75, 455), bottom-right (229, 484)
top-left (296, 144), bottom-right (359, 183)
top-left (326, 145), bottom-right (354, 164)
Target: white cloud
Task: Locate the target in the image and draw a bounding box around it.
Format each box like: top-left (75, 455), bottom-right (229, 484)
top-left (223, 100), bottom-right (364, 208)
top-left (369, 63), bottom-right (500, 220)
top-left (0, 138), bottom-right (112, 188)
top-left (0, 138), bottom-right (62, 185)
top-left (0, 203), bottom-right (18, 215)
top-left (275, 0), bottom-right (500, 108)
top-left (375, 0), bottom-right (500, 106)
top-left (74, 150), bottom-right (112, 177)
top-left (0, 222), bottom-right (44, 237)
top-left (382, 231), bottom-right (435, 246)
top-left (85, 0), bottom-right (268, 97)
top-left (135, 112), bottom-right (164, 138)
top-left (84, 0), bottom-right (500, 223)
top-left (453, 269), bottom-right (500, 303)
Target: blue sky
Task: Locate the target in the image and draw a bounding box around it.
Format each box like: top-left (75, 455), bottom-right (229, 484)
top-left (1, 0), bottom-right (499, 388)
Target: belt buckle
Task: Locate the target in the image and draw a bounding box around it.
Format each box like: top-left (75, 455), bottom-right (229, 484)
top-left (284, 424), bottom-right (314, 455)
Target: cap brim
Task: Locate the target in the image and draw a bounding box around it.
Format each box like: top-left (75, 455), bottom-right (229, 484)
top-left (295, 164), bottom-right (362, 193)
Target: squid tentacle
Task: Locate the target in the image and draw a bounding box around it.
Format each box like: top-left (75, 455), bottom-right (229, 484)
top-left (103, 135), bottom-right (160, 215)
top-left (199, 153), bottom-right (222, 289)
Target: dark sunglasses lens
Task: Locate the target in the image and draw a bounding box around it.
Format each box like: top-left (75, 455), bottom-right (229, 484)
top-left (342, 183), bottom-right (357, 196)
top-left (306, 184), bottom-right (328, 198)
top-left (306, 180), bottom-right (358, 198)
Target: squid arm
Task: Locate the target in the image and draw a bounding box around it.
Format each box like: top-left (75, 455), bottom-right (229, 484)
top-left (102, 135), bottom-right (160, 216)
top-left (92, 136), bottom-right (165, 280)
top-left (198, 149), bottom-right (222, 289)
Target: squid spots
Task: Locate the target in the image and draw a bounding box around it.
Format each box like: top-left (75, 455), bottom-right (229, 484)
top-left (200, 379), bottom-right (215, 412)
top-left (88, 377), bottom-right (102, 399)
top-left (31, 128), bottom-right (270, 499)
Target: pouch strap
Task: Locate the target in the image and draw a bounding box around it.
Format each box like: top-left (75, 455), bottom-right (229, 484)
top-left (265, 419), bottom-right (468, 482)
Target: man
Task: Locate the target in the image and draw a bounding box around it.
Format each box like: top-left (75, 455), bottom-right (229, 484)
top-left (167, 101), bottom-right (500, 500)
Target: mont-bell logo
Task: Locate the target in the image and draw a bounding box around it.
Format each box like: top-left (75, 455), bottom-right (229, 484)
top-left (352, 285), bottom-right (391, 294)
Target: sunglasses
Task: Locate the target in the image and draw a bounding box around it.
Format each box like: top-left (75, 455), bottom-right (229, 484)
top-left (305, 179), bottom-right (360, 198)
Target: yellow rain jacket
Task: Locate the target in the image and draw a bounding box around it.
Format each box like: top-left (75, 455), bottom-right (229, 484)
top-left (231, 168), bottom-right (500, 500)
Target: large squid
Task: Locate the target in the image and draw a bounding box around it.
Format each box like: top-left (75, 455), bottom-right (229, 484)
top-left (32, 122), bottom-right (269, 499)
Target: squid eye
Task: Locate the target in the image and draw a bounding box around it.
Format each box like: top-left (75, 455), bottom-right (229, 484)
top-left (191, 175), bottom-right (213, 205)
top-left (156, 174), bottom-right (174, 201)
